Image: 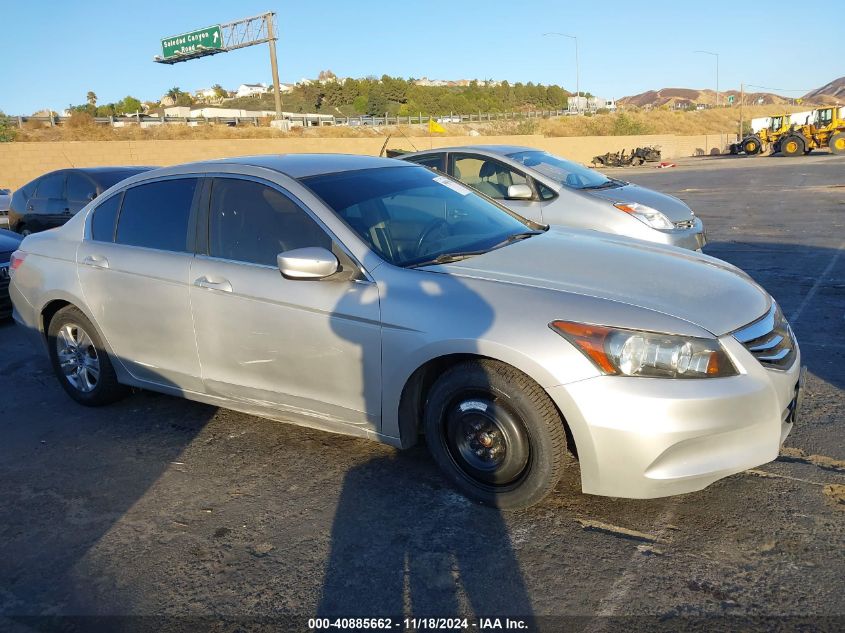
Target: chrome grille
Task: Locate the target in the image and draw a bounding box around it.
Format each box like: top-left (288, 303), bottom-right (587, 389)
top-left (733, 304), bottom-right (796, 369)
top-left (674, 218), bottom-right (695, 229)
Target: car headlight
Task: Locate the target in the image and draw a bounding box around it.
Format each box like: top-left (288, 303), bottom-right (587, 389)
top-left (550, 321), bottom-right (738, 378)
top-left (613, 202), bottom-right (674, 230)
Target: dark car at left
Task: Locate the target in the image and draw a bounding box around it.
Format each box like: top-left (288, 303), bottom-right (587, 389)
top-left (0, 228), bottom-right (23, 319)
top-left (9, 167), bottom-right (155, 236)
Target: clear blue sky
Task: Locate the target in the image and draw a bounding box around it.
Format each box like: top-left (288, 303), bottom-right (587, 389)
top-left (1, 0), bottom-right (838, 115)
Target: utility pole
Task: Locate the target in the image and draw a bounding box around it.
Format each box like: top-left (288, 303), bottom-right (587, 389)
top-left (694, 50), bottom-right (720, 106)
top-left (266, 12), bottom-right (283, 120)
top-left (739, 82), bottom-right (744, 139)
top-left (544, 32), bottom-right (580, 114)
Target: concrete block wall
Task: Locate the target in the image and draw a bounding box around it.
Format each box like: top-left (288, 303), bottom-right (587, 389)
top-left (0, 133), bottom-right (737, 191)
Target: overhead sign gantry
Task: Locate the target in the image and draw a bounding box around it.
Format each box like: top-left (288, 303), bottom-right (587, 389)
top-left (154, 12), bottom-right (283, 119)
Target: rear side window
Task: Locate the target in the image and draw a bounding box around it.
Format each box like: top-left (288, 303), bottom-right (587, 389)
top-left (408, 154), bottom-right (445, 172)
top-left (67, 173), bottom-right (96, 201)
top-left (91, 194), bottom-right (122, 242)
top-left (116, 179), bottom-right (197, 252)
top-left (208, 178), bottom-right (331, 266)
top-left (36, 174), bottom-right (66, 199)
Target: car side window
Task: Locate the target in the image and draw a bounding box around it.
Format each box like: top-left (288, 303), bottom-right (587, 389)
top-left (36, 174), bottom-right (66, 199)
top-left (451, 155), bottom-right (529, 200)
top-left (115, 178), bottom-right (198, 252)
top-left (536, 181), bottom-right (557, 200)
top-left (208, 178), bottom-right (332, 267)
top-left (90, 193), bottom-right (122, 242)
top-left (408, 154), bottom-right (445, 173)
top-left (67, 173), bottom-right (96, 202)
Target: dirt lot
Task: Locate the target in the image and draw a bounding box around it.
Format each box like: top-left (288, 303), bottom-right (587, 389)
top-left (0, 153), bottom-right (843, 632)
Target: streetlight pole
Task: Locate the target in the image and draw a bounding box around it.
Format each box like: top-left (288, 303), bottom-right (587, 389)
top-left (694, 50), bottom-right (719, 107)
top-left (544, 32), bottom-right (580, 114)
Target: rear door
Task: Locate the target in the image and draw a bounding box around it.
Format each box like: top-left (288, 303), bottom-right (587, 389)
top-left (77, 177), bottom-right (203, 392)
top-left (405, 153), bottom-right (446, 173)
top-left (28, 172), bottom-right (67, 232)
top-left (189, 175), bottom-right (382, 430)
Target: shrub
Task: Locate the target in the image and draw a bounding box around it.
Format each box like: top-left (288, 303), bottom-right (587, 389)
top-left (67, 111), bottom-right (95, 128)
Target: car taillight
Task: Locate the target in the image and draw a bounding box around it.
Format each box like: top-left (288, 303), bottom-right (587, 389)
top-left (10, 250), bottom-right (26, 274)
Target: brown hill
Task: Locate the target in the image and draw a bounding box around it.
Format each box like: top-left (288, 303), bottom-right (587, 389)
top-left (618, 88), bottom-right (789, 108)
top-left (802, 76), bottom-right (845, 104)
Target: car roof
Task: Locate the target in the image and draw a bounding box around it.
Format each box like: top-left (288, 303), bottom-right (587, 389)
top-left (406, 145), bottom-right (538, 156)
top-left (209, 154), bottom-right (415, 179)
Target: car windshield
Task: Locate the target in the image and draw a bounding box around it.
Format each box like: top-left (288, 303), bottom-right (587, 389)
top-left (301, 166), bottom-right (539, 267)
top-left (507, 150), bottom-right (618, 190)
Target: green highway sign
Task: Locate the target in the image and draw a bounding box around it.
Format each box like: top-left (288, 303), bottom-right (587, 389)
top-left (728, 95), bottom-right (735, 104)
top-left (161, 25), bottom-right (223, 59)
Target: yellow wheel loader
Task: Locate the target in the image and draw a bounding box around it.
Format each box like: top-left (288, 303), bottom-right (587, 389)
top-left (777, 107), bottom-right (845, 156)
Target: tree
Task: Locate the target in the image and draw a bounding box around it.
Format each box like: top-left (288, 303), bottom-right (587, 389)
top-left (212, 84), bottom-right (227, 98)
top-left (117, 96), bottom-right (142, 115)
top-left (166, 86), bottom-right (183, 100)
top-left (86, 91), bottom-right (97, 106)
top-left (366, 85), bottom-right (388, 116)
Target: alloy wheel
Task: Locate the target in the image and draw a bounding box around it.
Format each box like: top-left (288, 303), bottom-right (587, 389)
top-left (56, 323), bottom-right (100, 393)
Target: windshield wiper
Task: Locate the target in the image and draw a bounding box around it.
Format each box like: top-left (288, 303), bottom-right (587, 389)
top-left (581, 180), bottom-right (620, 190)
top-left (405, 251), bottom-right (485, 268)
top-left (490, 231), bottom-right (543, 248)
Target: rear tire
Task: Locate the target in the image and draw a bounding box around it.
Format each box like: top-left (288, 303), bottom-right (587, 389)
top-left (423, 359), bottom-right (570, 509)
top-left (47, 306), bottom-right (129, 406)
top-left (18, 225), bottom-right (31, 237)
top-left (830, 132), bottom-right (845, 155)
top-left (780, 135), bottom-right (805, 157)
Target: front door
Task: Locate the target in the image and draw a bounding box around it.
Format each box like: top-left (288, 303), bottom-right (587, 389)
top-left (448, 153), bottom-right (546, 223)
top-left (189, 176), bottom-right (382, 431)
top-left (77, 177), bottom-right (203, 392)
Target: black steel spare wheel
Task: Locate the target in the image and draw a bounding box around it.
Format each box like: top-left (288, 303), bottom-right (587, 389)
top-left (445, 395), bottom-right (530, 486)
top-left (424, 359), bottom-right (570, 509)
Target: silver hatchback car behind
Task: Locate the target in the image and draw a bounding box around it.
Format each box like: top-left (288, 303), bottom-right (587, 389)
top-left (401, 145), bottom-right (706, 251)
top-left (10, 154), bottom-right (801, 508)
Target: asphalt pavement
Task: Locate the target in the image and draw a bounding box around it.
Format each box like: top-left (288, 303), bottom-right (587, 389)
top-left (0, 153), bottom-right (843, 632)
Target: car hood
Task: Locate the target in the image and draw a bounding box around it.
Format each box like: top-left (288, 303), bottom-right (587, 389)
top-left (584, 182), bottom-right (694, 222)
top-left (0, 229), bottom-right (22, 255)
top-left (433, 229), bottom-right (769, 336)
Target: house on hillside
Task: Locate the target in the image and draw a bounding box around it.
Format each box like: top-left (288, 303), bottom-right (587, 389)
top-left (236, 83), bottom-right (269, 98)
top-left (568, 96), bottom-right (616, 113)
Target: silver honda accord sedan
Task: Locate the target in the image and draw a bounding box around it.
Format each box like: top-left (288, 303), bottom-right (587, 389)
top-left (401, 145), bottom-right (706, 251)
top-left (9, 154), bottom-right (803, 508)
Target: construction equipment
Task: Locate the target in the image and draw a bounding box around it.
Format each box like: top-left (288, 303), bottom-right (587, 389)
top-left (732, 113), bottom-right (795, 155)
top-left (777, 106), bottom-right (845, 156)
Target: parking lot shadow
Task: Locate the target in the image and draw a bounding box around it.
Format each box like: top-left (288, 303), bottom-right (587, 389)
top-left (317, 450), bottom-right (535, 622)
top-left (706, 240), bottom-right (845, 390)
top-left (0, 320), bottom-right (218, 621)
top-left (321, 269), bottom-right (536, 623)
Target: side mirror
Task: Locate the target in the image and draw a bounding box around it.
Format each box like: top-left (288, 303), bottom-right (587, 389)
top-left (506, 184), bottom-right (533, 200)
top-left (86, 192), bottom-right (97, 202)
top-left (277, 247), bottom-right (339, 280)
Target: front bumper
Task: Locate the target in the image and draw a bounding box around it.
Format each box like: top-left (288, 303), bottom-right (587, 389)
top-left (655, 217), bottom-right (707, 251)
top-left (548, 336), bottom-right (802, 498)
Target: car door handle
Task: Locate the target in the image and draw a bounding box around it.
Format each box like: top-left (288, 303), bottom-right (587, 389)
top-left (83, 255), bottom-right (109, 269)
top-left (193, 276), bottom-right (232, 292)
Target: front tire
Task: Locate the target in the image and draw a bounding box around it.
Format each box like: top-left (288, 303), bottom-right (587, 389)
top-left (830, 132), bottom-right (845, 155)
top-left (424, 359), bottom-right (570, 509)
top-left (742, 135), bottom-right (762, 155)
top-left (47, 306), bottom-right (129, 406)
